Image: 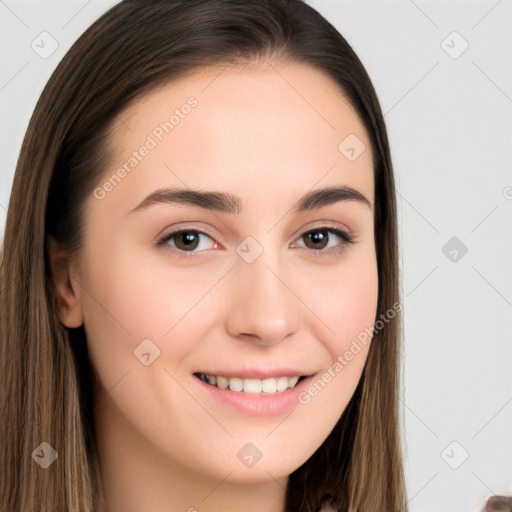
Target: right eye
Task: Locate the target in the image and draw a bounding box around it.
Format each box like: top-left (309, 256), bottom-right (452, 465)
top-left (157, 229), bottom-right (219, 253)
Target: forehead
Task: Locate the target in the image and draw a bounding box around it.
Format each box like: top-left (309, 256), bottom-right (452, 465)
top-left (101, 61), bottom-right (374, 211)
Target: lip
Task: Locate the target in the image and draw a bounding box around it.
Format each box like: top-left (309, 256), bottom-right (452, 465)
top-left (193, 372), bottom-right (316, 417)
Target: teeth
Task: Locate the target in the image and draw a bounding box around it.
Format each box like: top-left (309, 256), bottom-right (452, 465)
top-left (216, 376), bottom-right (229, 389)
top-left (228, 377), bottom-right (243, 392)
top-left (242, 379), bottom-right (262, 394)
top-left (261, 378), bottom-right (277, 393)
top-left (198, 373), bottom-right (302, 394)
top-left (288, 376), bottom-right (299, 388)
top-left (276, 376), bottom-right (289, 392)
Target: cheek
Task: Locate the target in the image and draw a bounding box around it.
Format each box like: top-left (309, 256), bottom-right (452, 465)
top-left (78, 226), bottom-right (379, 482)
top-left (292, 251), bottom-right (377, 418)
top-left (256, 252), bottom-right (379, 474)
top-left (81, 230), bottom-right (378, 398)
top-left (301, 247), bottom-right (379, 361)
top-left (79, 238), bottom-right (229, 382)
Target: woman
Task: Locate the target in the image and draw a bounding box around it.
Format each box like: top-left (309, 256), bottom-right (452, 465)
top-left (0, 1), bottom-right (407, 510)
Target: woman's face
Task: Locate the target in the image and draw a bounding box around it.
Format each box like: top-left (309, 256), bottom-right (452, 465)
top-left (68, 62), bottom-right (377, 483)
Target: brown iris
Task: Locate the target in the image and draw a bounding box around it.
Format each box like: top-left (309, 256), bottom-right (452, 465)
top-left (173, 231), bottom-right (201, 251)
top-left (303, 230), bottom-right (329, 250)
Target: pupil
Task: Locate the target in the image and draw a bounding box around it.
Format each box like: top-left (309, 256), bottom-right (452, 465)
top-left (177, 232), bottom-right (199, 250)
top-left (307, 231), bottom-right (328, 249)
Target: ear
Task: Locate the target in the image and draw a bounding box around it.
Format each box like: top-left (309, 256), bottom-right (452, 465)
top-left (47, 235), bottom-right (84, 328)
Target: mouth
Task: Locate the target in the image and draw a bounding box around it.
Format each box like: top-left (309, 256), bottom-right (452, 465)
top-left (193, 370), bottom-right (316, 417)
top-left (193, 372), bottom-right (307, 394)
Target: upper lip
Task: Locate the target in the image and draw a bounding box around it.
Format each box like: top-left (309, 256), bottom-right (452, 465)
top-left (194, 368), bottom-right (315, 379)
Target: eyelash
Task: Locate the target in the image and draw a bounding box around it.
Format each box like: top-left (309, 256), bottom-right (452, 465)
top-left (156, 226), bottom-right (354, 260)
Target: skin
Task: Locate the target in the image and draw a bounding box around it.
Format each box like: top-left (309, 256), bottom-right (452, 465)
top-left (49, 60), bottom-right (378, 512)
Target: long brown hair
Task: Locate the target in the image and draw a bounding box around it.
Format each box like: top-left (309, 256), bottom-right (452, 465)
top-left (0, 1), bottom-right (407, 510)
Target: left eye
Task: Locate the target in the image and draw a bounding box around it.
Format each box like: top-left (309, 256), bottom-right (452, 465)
top-left (294, 228), bottom-right (352, 251)
top-left (158, 227), bottom-right (353, 254)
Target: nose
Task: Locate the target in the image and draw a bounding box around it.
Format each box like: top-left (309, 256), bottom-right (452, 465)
top-left (224, 246), bottom-right (301, 347)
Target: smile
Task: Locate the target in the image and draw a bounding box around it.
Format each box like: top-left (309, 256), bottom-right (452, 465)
top-left (194, 372), bottom-right (305, 394)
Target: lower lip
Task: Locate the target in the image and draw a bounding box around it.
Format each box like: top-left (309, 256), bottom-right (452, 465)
top-left (194, 375), bottom-right (315, 417)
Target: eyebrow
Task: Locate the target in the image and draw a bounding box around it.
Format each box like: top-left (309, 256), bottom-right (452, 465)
top-left (128, 185), bottom-right (372, 216)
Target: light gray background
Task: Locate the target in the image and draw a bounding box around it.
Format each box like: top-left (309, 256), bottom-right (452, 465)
top-left (1, 1), bottom-right (511, 511)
